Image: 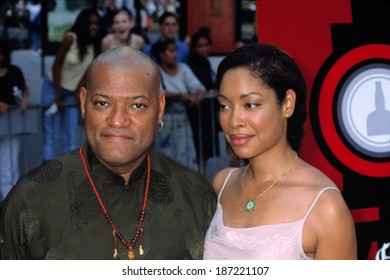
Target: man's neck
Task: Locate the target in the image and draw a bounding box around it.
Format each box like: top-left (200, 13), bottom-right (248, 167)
top-left (161, 36), bottom-right (175, 41)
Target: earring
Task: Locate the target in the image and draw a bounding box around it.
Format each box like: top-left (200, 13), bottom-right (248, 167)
top-left (156, 120), bottom-right (164, 134)
top-left (285, 112), bottom-right (290, 118)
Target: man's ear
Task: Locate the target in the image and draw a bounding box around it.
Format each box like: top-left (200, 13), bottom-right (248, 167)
top-left (79, 87), bottom-right (87, 119)
top-left (158, 91), bottom-right (166, 121)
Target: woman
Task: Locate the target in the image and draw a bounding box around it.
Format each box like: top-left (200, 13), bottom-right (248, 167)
top-left (101, 8), bottom-right (145, 51)
top-left (0, 39), bottom-right (29, 203)
top-left (203, 43), bottom-right (357, 259)
top-left (151, 38), bottom-right (205, 171)
top-left (41, 8), bottom-right (102, 160)
top-left (187, 28), bottom-right (220, 173)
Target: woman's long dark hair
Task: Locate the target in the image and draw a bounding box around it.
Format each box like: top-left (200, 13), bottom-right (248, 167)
top-left (188, 28), bottom-right (215, 90)
top-left (69, 8), bottom-right (102, 61)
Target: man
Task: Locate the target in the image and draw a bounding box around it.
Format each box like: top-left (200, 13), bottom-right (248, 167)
top-left (142, 11), bottom-right (188, 62)
top-left (0, 47), bottom-right (216, 260)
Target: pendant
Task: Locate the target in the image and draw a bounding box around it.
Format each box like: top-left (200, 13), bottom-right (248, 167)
top-left (128, 249), bottom-right (135, 260)
top-left (244, 199), bottom-right (256, 212)
top-left (113, 248), bottom-right (118, 259)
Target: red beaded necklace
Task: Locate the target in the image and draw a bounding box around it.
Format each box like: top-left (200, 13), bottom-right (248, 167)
top-left (79, 147), bottom-right (150, 260)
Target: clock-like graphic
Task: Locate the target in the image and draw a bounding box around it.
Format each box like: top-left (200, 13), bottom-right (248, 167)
top-left (337, 62), bottom-right (390, 159)
top-left (312, 44), bottom-right (390, 178)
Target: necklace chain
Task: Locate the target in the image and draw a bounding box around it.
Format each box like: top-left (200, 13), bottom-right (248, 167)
top-left (241, 152), bottom-right (298, 212)
top-left (79, 147), bottom-right (150, 260)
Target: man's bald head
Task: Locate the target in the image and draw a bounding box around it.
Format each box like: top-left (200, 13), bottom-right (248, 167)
top-left (85, 46), bottom-right (160, 91)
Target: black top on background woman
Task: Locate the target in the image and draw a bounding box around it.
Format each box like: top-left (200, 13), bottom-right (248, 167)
top-left (186, 28), bottom-right (221, 173)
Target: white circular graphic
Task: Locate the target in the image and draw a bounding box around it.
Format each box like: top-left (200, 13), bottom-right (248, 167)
top-left (338, 63), bottom-right (390, 158)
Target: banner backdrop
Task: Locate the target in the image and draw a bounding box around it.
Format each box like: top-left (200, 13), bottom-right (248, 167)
top-left (256, 0), bottom-right (390, 259)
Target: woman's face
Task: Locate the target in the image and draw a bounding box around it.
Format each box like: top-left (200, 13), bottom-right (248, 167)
top-left (218, 67), bottom-right (288, 159)
top-left (160, 43), bottom-right (177, 65)
top-left (194, 37), bottom-right (211, 58)
top-left (112, 11), bottom-right (133, 40)
top-left (88, 14), bottom-right (100, 38)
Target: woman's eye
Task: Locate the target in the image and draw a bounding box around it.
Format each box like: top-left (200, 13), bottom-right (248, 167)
top-left (245, 103), bottom-right (259, 109)
top-left (219, 103), bottom-right (229, 110)
top-left (219, 103), bottom-right (229, 111)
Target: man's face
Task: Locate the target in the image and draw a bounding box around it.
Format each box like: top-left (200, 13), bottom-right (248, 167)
top-left (159, 16), bottom-right (178, 39)
top-left (80, 62), bottom-right (165, 173)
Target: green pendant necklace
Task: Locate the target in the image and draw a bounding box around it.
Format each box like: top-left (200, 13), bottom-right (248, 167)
top-left (241, 152), bottom-right (298, 213)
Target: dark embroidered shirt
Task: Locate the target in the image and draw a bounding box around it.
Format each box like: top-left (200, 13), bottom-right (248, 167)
top-left (0, 143), bottom-right (216, 260)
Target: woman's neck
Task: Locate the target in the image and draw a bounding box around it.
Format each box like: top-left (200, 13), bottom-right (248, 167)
top-left (161, 62), bottom-right (178, 75)
top-left (248, 148), bottom-right (297, 182)
top-left (115, 32), bottom-right (131, 45)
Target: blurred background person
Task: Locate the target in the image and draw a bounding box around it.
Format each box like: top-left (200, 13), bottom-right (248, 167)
top-left (186, 28), bottom-right (220, 173)
top-left (143, 11), bottom-right (188, 62)
top-left (132, 0), bottom-right (151, 44)
top-left (41, 8), bottom-right (103, 160)
top-left (25, 0), bottom-right (42, 50)
top-left (151, 38), bottom-right (204, 171)
top-left (0, 39), bottom-right (29, 204)
top-left (98, 0), bottom-right (118, 34)
top-left (101, 7), bottom-right (145, 51)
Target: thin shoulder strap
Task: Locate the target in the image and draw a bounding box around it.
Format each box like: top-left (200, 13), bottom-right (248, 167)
top-left (303, 186), bottom-right (340, 220)
top-left (218, 168), bottom-right (240, 201)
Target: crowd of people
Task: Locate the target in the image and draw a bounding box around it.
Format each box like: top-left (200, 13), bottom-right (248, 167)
top-left (0, 3), bottom-right (357, 260)
top-left (40, 6), bottom-right (225, 173)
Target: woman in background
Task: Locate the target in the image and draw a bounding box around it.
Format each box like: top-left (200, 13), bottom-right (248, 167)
top-left (151, 38), bottom-right (205, 171)
top-left (187, 28), bottom-right (220, 173)
top-left (41, 8), bottom-right (102, 160)
top-left (101, 8), bottom-right (145, 51)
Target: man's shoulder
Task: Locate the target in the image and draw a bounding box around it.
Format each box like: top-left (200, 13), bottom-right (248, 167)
top-left (2, 150), bottom-right (82, 208)
top-left (15, 150), bottom-right (80, 190)
top-left (174, 39), bottom-right (188, 49)
top-left (150, 151), bottom-right (211, 187)
top-left (143, 38), bottom-right (160, 51)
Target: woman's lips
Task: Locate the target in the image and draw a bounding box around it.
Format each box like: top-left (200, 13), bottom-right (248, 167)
top-left (229, 134), bottom-right (253, 146)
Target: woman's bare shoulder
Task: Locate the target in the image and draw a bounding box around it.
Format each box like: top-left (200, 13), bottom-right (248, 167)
top-left (212, 167), bottom-right (239, 195)
top-left (298, 160), bottom-right (337, 189)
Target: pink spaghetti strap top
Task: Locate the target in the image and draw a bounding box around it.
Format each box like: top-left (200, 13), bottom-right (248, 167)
top-left (203, 168), bottom-right (340, 260)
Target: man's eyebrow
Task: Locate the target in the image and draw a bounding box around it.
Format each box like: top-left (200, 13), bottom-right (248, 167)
top-left (91, 93), bottom-right (109, 98)
top-left (91, 93), bottom-right (150, 101)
